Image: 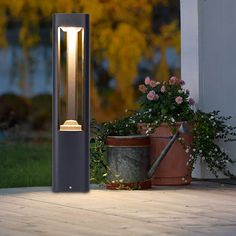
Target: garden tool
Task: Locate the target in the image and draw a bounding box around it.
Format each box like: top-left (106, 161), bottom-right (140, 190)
top-left (147, 122), bottom-right (189, 179)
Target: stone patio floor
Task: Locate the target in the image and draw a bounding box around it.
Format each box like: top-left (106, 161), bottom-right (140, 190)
top-left (1, 181), bottom-right (236, 236)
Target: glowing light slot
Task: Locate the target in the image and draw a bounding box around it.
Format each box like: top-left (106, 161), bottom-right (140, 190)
top-left (60, 120), bottom-right (82, 131)
top-left (59, 27), bottom-right (83, 131)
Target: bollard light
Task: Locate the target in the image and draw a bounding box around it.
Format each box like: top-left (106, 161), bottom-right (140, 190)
top-left (52, 14), bottom-right (90, 192)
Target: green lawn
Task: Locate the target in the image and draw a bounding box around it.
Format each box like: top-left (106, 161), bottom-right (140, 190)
top-left (0, 142), bottom-right (51, 188)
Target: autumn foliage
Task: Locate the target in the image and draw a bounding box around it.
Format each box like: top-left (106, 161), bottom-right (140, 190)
top-left (0, 0), bottom-right (180, 121)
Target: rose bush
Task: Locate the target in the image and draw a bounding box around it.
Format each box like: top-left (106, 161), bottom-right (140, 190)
top-left (138, 76), bottom-right (195, 123)
top-left (135, 76), bottom-right (236, 177)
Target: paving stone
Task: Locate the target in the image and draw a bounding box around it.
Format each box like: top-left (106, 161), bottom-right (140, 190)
top-left (0, 181), bottom-right (236, 235)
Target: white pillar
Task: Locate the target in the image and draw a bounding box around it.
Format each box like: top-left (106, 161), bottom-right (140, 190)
top-left (181, 0), bottom-right (236, 178)
top-left (180, 0), bottom-right (199, 104)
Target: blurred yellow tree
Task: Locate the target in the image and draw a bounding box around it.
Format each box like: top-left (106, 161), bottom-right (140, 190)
top-left (0, 0), bottom-right (180, 121)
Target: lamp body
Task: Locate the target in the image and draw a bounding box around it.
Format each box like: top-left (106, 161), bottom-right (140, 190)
top-left (52, 14), bottom-right (90, 192)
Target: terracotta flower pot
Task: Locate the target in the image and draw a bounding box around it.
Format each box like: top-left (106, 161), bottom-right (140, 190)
top-left (138, 123), bottom-right (193, 186)
top-left (106, 135), bottom-right (152, 190)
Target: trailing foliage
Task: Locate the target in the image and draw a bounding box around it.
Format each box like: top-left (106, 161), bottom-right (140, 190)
top-left (191, 110), bottom-right (236, 177)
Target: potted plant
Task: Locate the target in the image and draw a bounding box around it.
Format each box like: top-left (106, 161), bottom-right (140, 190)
top-left (135, 76), bottom-right (236, 185)
top-left (90, 117), bottom-right (152, 190)
top-left (90, 76), bottom-right (236, 188)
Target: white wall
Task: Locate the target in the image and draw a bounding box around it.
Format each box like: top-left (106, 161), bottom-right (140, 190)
top-left (181, 0), bottom-right (236, 178)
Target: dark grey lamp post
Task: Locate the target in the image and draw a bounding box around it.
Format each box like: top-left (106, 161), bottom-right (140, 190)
top-left (52, 14), bottom-right (90, 192)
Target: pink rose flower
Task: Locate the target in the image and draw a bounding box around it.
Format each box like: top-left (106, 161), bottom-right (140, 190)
top-left (154, 94), bottom-right (159, 100)
top-left (149, 80), bottom-right (157, 88)
top-left (144, 76), bottom-right (151, 85)
top-left (169, 76), bottom-right (177, 85)
top-left (175, 96), bottom-right (183, 104)
top-left (147, 90), bottom-right (158, 101)
top-left (161, 85), bottom-right (166, 93)
top-left (189, 98), bottom-right (195, 106)
top-left (138, 84), bottom-right (147, 93)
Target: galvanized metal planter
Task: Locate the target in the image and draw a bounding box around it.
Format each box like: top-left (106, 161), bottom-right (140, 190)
top-left (106, 135), bottom-right (151, 190)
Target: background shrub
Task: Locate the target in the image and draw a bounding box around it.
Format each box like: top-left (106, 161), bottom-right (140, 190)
top-left (29, 94), bottom-right (52, 130)
top-left (0, 93), bottom-right (30, 128)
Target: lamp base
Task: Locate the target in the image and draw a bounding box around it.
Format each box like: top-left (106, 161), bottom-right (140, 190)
top-left (52, 131), bottom-right (89, 192)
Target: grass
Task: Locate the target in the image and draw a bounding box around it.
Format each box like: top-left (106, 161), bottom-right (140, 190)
top-left (0, 142), bottom-right (51, 188)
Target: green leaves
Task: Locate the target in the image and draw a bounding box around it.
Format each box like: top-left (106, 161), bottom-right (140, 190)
top-left (191, 110), bottom-right (236, 177)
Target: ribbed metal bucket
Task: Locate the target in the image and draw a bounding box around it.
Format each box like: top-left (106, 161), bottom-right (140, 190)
top-left (106, 135), bottom-right (150, 183)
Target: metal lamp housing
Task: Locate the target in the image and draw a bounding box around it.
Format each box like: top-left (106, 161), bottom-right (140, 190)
top-left (52, 14), bottom-right (90, 192)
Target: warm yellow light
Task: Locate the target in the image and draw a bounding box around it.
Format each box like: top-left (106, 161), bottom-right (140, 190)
top-left (60, 120), bottom-right (82, 131)
top-left (60, 27), bottom-right (82, 119)
top-left (59, 27), bottom-right (83, 131)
